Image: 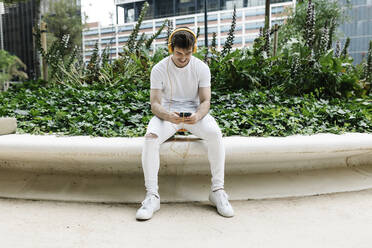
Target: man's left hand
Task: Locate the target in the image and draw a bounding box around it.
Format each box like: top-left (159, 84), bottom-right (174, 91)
top-left (182, 113), bottom-right (200, 124)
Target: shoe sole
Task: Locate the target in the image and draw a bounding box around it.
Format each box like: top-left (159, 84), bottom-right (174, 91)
top-left (136, 205), bottom-right (160, 221)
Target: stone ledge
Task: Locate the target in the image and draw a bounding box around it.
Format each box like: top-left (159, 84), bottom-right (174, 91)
top-left (0, 132), bottom-right (371, 175)
top-left (0, 117), bottom-right (17, 135)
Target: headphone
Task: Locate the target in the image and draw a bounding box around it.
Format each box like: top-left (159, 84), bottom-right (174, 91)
top-left (168, 27), bottom-right (198, 54)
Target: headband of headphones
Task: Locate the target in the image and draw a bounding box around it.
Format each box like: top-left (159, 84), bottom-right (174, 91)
top-left (168, 27), bottom-right (198, 54)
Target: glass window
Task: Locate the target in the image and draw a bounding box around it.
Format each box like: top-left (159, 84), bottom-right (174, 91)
top-left (235, 36), bottom-right (242, 44)
top-left (221, 0), bottom-right (244, 10)
top-left (118, 36), bottom-right (129, 43)
top-left (158, 32), bottom-right (168, 39)
top-left (245, 0), bottom-right (265, 7)
top-left (270, 0), bottom-right (292, 3)
top-left (84, 40), bottom-right (98, 46)
top-left (101, 28), bottom-right (115, 34)
top-left (220, 25), bottom-right (231, 32)
top-left (245, 8), bottom-right (265, 17)
top-left (199, 26), bottom-right (218, 34)
top-left (197, 0), bottom-right (220, 12)
top-left (245, 21), bottom-right (264, 30)
top-left (126, 7), bottom-right (135, 23)
top-left (101, 38), bottom-right (115, 45)
top-left (155, 20), bottom-right (167, 27)
top-left (118, 25), bottom-right (133, 32)
top-left (197, 39), bottom-right (213, 46)
top-left (176, 17), bottom-right (195, 25)
top-left (155, 0), bottom-right (174, 19)
top-left (271, 6), bottom-right (284, 14)
top-left (83, 29), bottom-right (99, 36)
top-left (176, 0), bottom-right (195, 15)
top-left (197, 14), bottom-right (218, 22)
top-left (140, 22), bottom-right (153, 29)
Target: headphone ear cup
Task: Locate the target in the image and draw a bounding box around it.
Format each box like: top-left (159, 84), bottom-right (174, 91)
top-left (168, 43), bottom-right (173, 53)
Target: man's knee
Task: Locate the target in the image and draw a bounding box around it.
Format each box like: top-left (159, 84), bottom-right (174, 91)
top-left (204, 129), bottom-right (223, 140)
top-left (145, 133), bottom-right (158, 139)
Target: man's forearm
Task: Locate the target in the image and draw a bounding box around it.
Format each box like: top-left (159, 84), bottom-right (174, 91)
top-left (196, 100), bottom-right (210, 119)
top-left (151, 103), bottom-right (171, 121)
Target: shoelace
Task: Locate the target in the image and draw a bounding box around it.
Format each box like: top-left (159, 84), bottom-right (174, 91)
top-left (141, 195), bottom-right (157, 208)
top-left (216, 190), bottom-right (230, 207)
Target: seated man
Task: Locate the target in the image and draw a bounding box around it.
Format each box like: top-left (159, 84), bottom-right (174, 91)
top-left (136, 27), bottom-right (234, 220)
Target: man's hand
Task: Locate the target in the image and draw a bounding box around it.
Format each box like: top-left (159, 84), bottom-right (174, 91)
top-left (182, 113), bottom-right (200, 124)
top-left (168, 112), bottom-right (183, 124)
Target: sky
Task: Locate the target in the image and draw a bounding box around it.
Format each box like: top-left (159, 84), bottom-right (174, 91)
top-left (81, 0), bottom-right (118, 26)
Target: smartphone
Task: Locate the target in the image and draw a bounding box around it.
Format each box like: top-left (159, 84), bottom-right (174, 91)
top-left (179, 112), bottom-right (192, 117)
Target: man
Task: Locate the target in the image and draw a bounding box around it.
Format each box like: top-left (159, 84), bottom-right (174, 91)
top-left (136, 27), bottom-right (234, 220)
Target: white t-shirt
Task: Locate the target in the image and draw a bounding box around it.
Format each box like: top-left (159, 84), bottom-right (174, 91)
top-left (150, 55), bottom-right (211, 112)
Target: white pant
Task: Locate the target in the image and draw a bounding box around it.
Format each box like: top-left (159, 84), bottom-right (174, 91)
top-left (142, 113), bottom-right (225, 196)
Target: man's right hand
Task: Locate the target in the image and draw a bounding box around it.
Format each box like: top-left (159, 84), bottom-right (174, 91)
top-left (168, 112), bottom-right (183, 124)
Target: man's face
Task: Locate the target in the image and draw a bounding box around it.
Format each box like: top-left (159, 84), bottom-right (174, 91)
top-left (172, 46), bottom-right (193, 68)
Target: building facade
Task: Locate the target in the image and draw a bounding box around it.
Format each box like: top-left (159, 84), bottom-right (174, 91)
top-left (339, 0), bottom-right (372, 64)
top-left (82, 0), bottom-right (295, 62)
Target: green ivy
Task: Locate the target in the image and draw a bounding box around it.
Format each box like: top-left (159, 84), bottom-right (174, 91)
top-left (1, 80), bottom-right (370, 137)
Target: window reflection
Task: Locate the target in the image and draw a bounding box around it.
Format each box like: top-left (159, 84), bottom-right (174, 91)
top-left (121, 0), bottom-right (292, 22)
top-left (177, 0), bottom-right (195, 15)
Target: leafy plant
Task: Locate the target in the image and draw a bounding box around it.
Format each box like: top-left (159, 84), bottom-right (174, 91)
top-left (0, 50), bottom-right (28, 91)
top-left (221, 5), bottom-right (236, 57)
top-left (1, 80), bottom-right (370, 137)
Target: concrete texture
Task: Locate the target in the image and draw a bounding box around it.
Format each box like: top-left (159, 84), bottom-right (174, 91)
top-left (1, 166), bottom-right (372, 203)
top-left (1, 189), bottom-right (372, 248)
top-left (0, 117), bottom-right (17, 135)
top-left (0, 132), bottom-right (371, 175)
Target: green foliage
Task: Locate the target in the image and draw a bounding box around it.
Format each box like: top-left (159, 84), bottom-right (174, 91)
top-left (279, 0), bottom-right (349, 49)
top-left (341, 37), bottom-right (350, 58)
top-left (0, 50), bottom-right (28, 86)
top-left (165, 20), bottom-right (174, 45)
top-left (360, 40), bottom-right (372, 94)
top-left (34, 26), bottom-right (82, 83)
top-left (127, 1), bottom-right (149, 52)
top-left (221, 5), bottom-right (236, 57)
top-left (43, 0), bottom-right (85, 53)
top-left (84, 42), bottom-right (100, 84)
top-left (0, 80), bottom-right (370, 137)
top-left (29, 0), bottom-right (369, 101)
top-left (210, 88), bottom-right (372, 137)
top-left (145, 19), bottom-right (167, 49)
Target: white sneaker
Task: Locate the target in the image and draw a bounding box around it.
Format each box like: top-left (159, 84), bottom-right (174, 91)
top-left (136, 194), bottom-right (160, 220)
top-left (209, 189), bottom-right (234, 217)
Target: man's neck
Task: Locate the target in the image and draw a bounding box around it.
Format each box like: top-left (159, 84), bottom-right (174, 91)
top-left (171, 55), bottom-right (191, 68)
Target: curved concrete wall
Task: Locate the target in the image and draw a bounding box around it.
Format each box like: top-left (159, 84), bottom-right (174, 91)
top-left (0, 117), bottom-right (17, 135)
top-left (0, 133), bottom-right (371, 175)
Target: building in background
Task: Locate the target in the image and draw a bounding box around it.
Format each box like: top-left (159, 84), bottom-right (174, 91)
top-left (82, 0), bottom-right (295, 62)
top-left (339, 0), bottom-right (372, 64)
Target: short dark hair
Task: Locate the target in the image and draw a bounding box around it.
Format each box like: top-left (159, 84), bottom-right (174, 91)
top-left (171, 27), bottom-right (196, 51)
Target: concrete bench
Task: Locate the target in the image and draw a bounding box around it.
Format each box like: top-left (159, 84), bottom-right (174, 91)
top-left (0, 117), bottom-right (17, 135)
top-left (0, 132), bottom-right (371, 174)
top-left (0, 132), bottom-right (371, 203)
